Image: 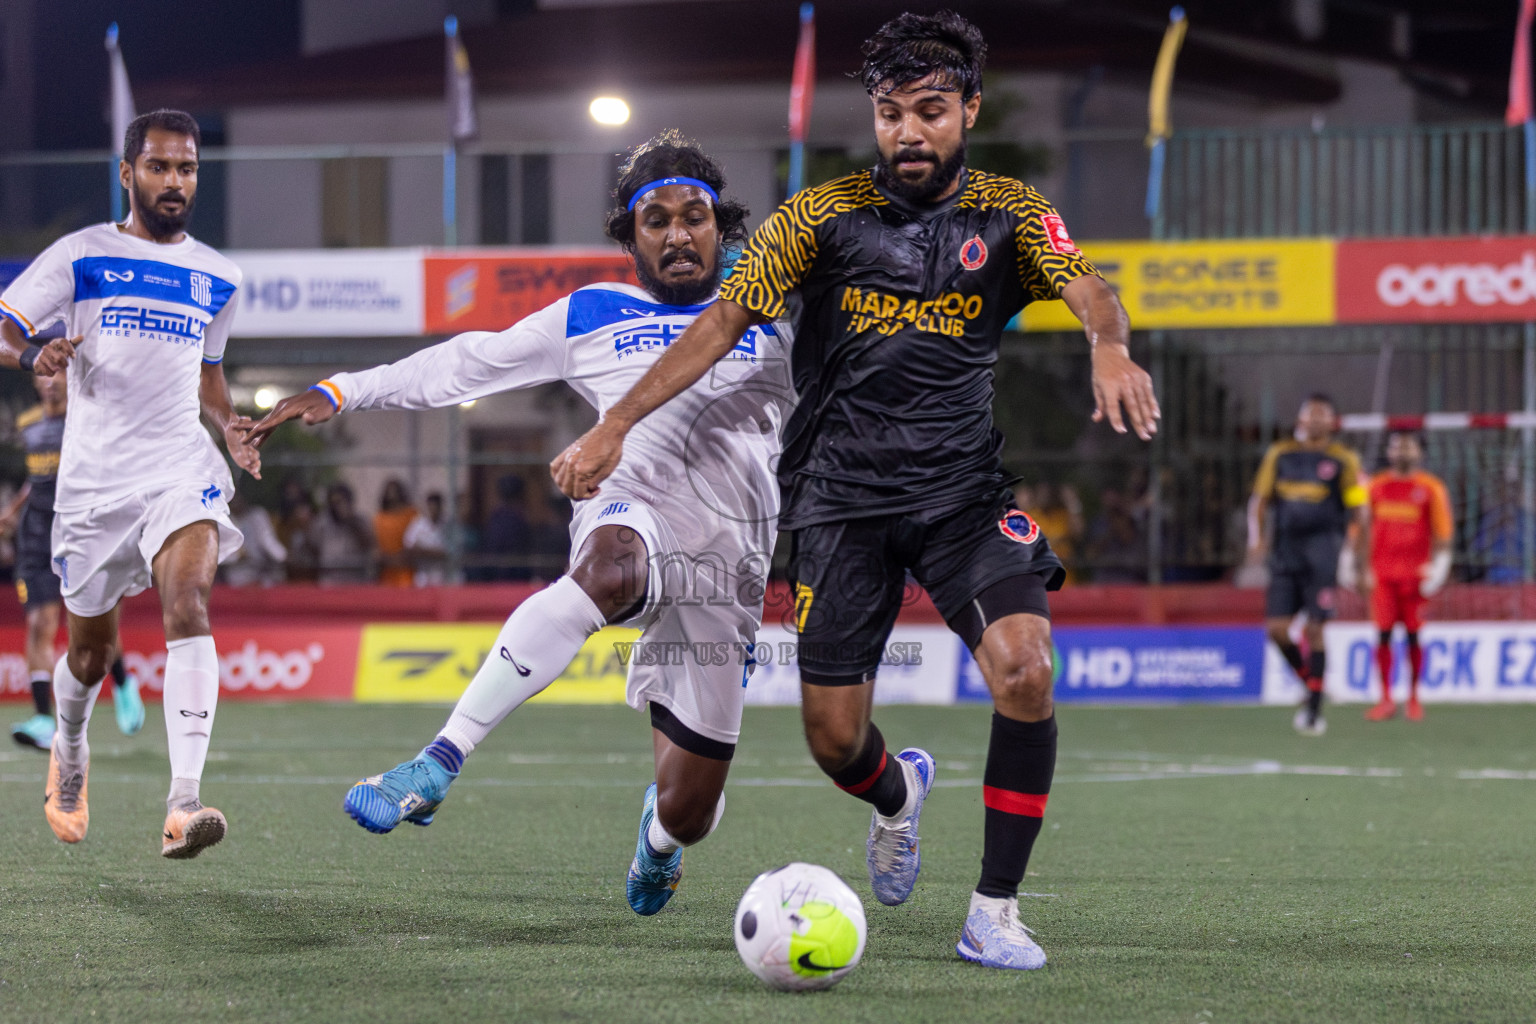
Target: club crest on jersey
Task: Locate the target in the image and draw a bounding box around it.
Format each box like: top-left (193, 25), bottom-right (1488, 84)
top-left (1041, 214), bottom-right (1079, 255)
top-left (959, 235), bottom-right (988, 270)
top-left (998, 510), bottom-right (1041, 545)
top-left (1316, 461), bottom-right (1338, 481)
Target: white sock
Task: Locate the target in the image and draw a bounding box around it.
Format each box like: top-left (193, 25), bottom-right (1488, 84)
top-left (876, 760), bottom-right (919, 826)
top-left (438, 576), bottom-right (605, 755)
top-left (53, 656), bottom-right (101, 762)
top-left (163, 636), bottom-right (220, 808)
top-left (647, 791), bottom-right (726, 855)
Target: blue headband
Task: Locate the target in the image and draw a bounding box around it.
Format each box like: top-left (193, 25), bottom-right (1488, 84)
top-left (626, 176), bottom-right (719, 211)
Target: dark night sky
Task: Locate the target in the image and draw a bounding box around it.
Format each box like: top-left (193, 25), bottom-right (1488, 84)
top-left (32, 0), bottom-right (300, 149)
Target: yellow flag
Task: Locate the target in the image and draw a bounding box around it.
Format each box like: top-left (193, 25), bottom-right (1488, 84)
top-left (1147, 8), bottom-right (1188, 147)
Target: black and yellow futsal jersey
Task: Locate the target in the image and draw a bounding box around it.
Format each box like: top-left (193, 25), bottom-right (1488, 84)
top-left (1252, 439), bottom-right (1366, 543)
top-left (721, 167), bottom-right (1098, 530)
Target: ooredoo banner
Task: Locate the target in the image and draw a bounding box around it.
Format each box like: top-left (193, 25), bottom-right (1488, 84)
top-left (0, 625), bottom-right (360, 701)
top-left (1335, 237), bottom-right (1536, 323)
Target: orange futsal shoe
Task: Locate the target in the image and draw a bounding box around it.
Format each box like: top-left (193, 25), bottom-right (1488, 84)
top-left (1405, 698), bottom-right (1425, 722)
top-left (1364, 699), bottom-right (1397, 722)
top-left (161, 803), bottom-right (227, 860)
top-left (44, 741), bottom-right (89, 843)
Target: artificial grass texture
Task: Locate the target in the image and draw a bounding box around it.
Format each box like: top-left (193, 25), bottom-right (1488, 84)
top-left (1, 702), bottom-right (1533, 1023)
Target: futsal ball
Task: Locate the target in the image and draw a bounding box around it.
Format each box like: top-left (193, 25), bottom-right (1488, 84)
top-left (733, 862), bottom-right (867, 992)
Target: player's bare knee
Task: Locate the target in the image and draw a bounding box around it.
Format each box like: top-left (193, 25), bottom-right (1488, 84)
top-left (66, 641), bottom-right (112, 685)
top-left (989, 655), bottom-right (1053, 714)
top-left (655, 787), bottom-right (715, 845)
top-left (804, 715), bottom-right (863, 774)
top-left (162, 589), bottom-right (211, 639)
top-left (570, 533), bottom-right (647, 621)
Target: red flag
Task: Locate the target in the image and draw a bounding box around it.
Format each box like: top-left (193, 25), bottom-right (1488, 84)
top-left (788, 3), bottom-right (815, 143)
top-left (1508, 0), bottom-right (1536, 126)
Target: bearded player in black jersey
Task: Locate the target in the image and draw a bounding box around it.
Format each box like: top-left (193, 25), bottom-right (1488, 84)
top-left (553, 11), bottom-right (1157, 970)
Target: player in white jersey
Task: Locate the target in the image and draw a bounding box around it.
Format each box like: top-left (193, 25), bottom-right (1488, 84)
top-left (249, 133), bottom-right (790, 915)
top-left (0, 110), bottom-right (258, 859)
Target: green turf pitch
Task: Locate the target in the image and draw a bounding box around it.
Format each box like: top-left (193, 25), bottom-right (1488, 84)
top-left (2, 703), bottom-right (1534, 1023)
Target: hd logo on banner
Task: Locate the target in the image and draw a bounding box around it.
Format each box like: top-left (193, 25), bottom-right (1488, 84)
top-left (228, 249), bottom-right (425, 337)
top-left (957, 626), bottom-right (1265, 703)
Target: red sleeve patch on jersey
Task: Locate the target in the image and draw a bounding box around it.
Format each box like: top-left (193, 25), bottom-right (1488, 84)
top-left (1041, 214), bottom-right (1080, 255)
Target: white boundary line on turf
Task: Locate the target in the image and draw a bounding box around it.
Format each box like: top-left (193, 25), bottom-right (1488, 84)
top-left (5, 761), bottom-right (1536, 787)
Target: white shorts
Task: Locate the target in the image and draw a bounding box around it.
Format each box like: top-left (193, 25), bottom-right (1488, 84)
top-left (51, 472), bottom-right (244, 618)
top-left (569, 490), bottom-right (765, 749)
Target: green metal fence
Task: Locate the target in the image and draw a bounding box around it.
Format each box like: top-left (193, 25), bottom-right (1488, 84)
top-left (1001, 123), bottom-right (1533, 587)
top-left (1157, 123), bottom-right (1532, 239)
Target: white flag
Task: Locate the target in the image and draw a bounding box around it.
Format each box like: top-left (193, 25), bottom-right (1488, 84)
top-left (106, 23), bottom-right (136, 157)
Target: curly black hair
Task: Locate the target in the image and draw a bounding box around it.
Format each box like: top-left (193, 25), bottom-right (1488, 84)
top-left (123, 109), bottom-right (201, 164)
top-left (858, 10), bottom-right (987, 100)
top-left (603, 130), bottom-right (750, 255)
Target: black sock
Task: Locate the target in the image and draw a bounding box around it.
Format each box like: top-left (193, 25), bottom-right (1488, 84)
top-left (828, 723), bottom-right (907, 818)
top-left (976, 713), bottom-right (1057, 899)
top-left (30, 672), bottom-right (51, 716)
top-left (1276, 640), bottom-right (1305, 678)
top-left (1307, 650), bottom-right (1326, 683)
top-left (1306, 689), bottom-right (1324, 716)
top-left (110, 657), bottom-right (127, 688)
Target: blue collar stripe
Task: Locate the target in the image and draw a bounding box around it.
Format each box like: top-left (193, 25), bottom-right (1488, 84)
top-left (626, 177), bottom-right (719, 212)
top-left (71, 256), bottom-right (236, 318)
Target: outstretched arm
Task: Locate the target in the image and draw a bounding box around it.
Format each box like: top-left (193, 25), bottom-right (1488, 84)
top-left (1060, 275), bottom-right (1159, 441)
top-left (550, 298), bottom-right (762, 499)
top-left (247, 317), bottom-right (567, 445)
top-left (201, 362), bottom-right (261, 479)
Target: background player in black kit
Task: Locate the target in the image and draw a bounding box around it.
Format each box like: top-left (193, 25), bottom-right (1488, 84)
top-left (1247, 393), bottom-right (1366, 736)
top-left (3, 334), bottom-right (144, 749)
top-left (553, 11), bottom-right (1158, 970)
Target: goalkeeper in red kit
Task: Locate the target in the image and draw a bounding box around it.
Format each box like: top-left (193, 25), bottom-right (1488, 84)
top-left (1347, 431), bottom-right (1453, 721)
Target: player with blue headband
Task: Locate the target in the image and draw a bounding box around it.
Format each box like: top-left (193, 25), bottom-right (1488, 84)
top-left (250, 131), bottom-right (789, 921)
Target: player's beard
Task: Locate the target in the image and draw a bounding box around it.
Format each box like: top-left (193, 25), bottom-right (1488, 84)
top-left (133, 180), bottom-right (195, 240)
top-left (876, 135), bottom-right (968, 204)
top-left (634, 242), bottom-right (725, 306)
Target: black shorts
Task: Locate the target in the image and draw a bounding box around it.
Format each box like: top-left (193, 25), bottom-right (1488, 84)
top-left (1266, 532), bottom-right (1342, 621)
top-left (13, 502), bottom-right (59, 610)
top-left (788, 491), bottom-right (1064, 682)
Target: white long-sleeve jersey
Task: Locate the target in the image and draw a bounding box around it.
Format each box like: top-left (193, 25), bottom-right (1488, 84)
top-left (321, 282), bottom-right (792, 560)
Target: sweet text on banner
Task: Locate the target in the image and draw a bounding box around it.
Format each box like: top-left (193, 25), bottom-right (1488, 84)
top-left (1018, 239), bottom-right (1336, 331)
top-left (353, 623), bottom-right (639, 703)
top-left (1335, 237), bottom-right (1536, 323)
top-left (423, 250), bottom-right (635, 333)
top-left (228, 249), bottom-right (425, 337)
top-left (958, 626), bottom-right (1266, 703)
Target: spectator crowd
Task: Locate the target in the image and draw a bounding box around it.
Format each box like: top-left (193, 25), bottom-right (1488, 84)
top-left (218, 474), bottom-right (572, 587)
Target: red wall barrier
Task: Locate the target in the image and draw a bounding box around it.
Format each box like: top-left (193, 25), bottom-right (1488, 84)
top-left (67, 581), bottom-right (1532, 629)
top-left (2, 584), bottom-right (1528, 702)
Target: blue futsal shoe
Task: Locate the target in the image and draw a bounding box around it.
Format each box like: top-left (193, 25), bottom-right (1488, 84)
top-left (343, 754), bottom-right (456, 834)
top-left (957, 893), bottom-right (1048, 970)
top-left (626, 782), bottom-right (684, 916)
top-left (114, 672), bottom-right (145, 736)
top-left (867, 747), bottom-right (936, 906)
top-left (11, 713), bottom-right (55, 751)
